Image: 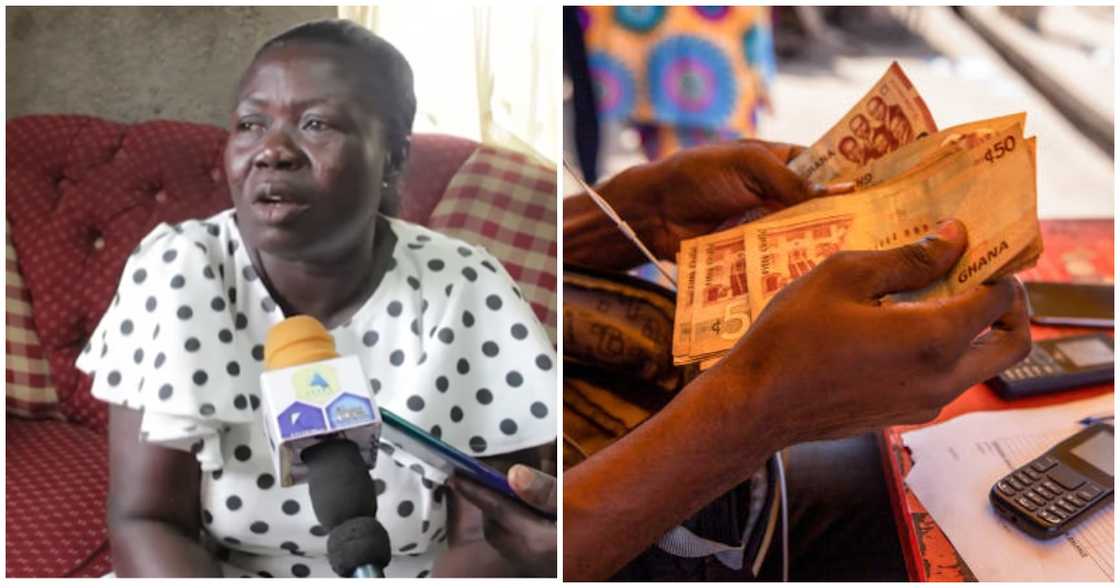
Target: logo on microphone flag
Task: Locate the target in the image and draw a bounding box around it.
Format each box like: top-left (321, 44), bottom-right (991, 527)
top-left (279, 401), bottom-right (328, 438)
top-left (293, 365), bottom-right (339, 404)
top-left (327, 393), bottom-right (375, 429)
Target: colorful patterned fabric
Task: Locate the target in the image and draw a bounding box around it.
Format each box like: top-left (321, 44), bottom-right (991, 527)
top-left (579, 5), bottom-right (776, 160)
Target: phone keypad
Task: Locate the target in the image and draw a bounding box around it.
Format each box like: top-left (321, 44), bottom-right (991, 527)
top-left (994, 457), bottom-right (1107, 529)
top-left (1000, 348), bottom-right (1061, 382)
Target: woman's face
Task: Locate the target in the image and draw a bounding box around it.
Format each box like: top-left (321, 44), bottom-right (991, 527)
top-left (226, 42), bottom-right (388, 262)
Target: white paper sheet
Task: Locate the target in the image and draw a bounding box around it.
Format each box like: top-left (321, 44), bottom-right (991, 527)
top-left (902, 393), bottom-right (1114, 581)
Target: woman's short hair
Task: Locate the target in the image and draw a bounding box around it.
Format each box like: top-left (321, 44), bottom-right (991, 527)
top-left (253, 19), bottom-right (416, 216)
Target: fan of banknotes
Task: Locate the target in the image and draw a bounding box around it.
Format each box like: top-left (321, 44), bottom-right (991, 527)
top-left (672, 62), bottom-right (1042, 368)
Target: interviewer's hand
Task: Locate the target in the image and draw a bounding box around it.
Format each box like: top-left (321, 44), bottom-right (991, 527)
top-left (450, 465), bottom-right (556, 577)
top-left (702, 218), bottom-right (1032, 446)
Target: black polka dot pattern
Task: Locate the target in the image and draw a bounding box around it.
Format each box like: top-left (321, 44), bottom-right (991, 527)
top-left (76, 217), bottom-right (556, 577)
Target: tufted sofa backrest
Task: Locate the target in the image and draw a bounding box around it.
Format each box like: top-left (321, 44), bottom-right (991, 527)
top-left (6, 115), bottom-right (479, 431)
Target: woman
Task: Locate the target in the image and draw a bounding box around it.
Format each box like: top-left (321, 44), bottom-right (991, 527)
top-left (76, 20), bottom-right (555, 578)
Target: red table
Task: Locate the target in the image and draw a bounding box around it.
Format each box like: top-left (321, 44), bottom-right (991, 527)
top-left (880, 219), bottom-right (1114, 581)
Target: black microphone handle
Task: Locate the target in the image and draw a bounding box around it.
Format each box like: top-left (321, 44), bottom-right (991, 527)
top-left (301, 438), bottom-right (392, 576)
top-left (301, 438), bottom-right (379, 526)
top-left (327, 516), bottom-right (392, 577)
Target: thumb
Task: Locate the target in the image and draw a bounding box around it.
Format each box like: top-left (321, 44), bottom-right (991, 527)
top-left (736, 142), bottom-right (817, 207)
top-left (508, 465), bottom-right (557, 514)
top-left (851, 219), bottom-right (969, 298)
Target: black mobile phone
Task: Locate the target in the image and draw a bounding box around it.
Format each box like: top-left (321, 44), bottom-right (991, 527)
top-left (1024, 281), bottom-right (1114, 328)
top-left (987, 334), bottom-right (1114, 399)
top-left (990, 423), bottom-right (1114, 539)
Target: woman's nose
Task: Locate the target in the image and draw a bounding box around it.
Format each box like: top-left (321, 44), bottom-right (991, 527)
top-left (253, 127), bottom-right (306, 170)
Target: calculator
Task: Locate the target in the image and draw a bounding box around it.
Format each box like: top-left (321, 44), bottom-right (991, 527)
top-left (987, 334), bottom-right (1114, 399)
top-left (989, 423), bottom-right (1114, 539)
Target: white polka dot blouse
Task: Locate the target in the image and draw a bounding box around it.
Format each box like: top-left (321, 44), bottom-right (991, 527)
top-left (76, 209), bottom-right (557, 578)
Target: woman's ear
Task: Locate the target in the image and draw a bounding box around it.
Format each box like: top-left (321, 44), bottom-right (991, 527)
top-left (392, 137), bottom-right (411, 175)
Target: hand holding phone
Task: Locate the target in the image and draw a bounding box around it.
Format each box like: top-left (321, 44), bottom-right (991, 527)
top-left (378, 408), bottom-right (556, 519)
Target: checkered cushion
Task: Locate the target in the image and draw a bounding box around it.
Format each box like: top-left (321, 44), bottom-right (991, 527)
top-left (428, 146), bottom-right (557, 344)
top-left (6, 217), bottom-right (61, 419)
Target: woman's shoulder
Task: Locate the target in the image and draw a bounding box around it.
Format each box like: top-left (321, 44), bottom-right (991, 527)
top-left (384, 216), bottom-right (507, 281)
top-left (385, 216), bottom-right (483, 259)
top-left (128, 209), bottom-right (240, 274)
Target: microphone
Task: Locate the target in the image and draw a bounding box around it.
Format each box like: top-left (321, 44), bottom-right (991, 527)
top-left (261, 315), bottom-right (391, 577)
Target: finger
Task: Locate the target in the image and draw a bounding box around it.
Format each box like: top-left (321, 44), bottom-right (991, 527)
top-left (814, 181), bottom-right (856, 196)
top-left (937, 276), bottom-right (1020, 346)
top-left (737, 142), bottom-right (817, 206)
top-left (948, 277), bottom-right (1032, 390)
top-left (784, 143), bottom-right (808, 163)
top-left (736, 139), bottom-right (806, 164)
top-left (450, 475), bottom-right (545, 526)
top-left (846, 219), bottom-right (969, 299)
top-left (481, 514), bottom-right (522, 557)
top-left (449, 475), bottom-right (509, 515)
top-left (508, 465), bottom-right (557, 513)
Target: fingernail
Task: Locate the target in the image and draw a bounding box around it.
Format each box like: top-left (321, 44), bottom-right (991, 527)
top-left (822, 181), bottom-right (856, 196)
top-left (935, 218), bottom-right (961, 241)
top-left (510, 465), bottom-right (534, 492)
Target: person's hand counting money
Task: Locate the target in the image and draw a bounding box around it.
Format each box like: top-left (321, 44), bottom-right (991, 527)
top-left (699, 218), bottom-right (1032, 443)
top-left (563, 219), bottom-right (1032, 580)
top-left (564, 139), bottom-right (853, 270)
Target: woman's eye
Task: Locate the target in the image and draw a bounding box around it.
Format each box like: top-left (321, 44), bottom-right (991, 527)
top-left (304, 119), bottom-right (329, 132)
top-left (236, 120), bottom-right (262, 132)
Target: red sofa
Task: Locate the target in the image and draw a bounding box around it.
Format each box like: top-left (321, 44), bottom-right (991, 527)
top-left (5, 114), bottom-right (556, 577)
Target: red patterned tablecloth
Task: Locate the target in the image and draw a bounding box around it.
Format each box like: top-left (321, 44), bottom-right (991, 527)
top-left (881, 219), bottom-right (1114, 582)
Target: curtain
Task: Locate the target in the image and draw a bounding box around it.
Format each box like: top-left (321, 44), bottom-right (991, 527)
top-left (340, 5), bottom-right (559, 167)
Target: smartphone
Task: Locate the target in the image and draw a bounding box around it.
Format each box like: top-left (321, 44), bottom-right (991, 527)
top-left (1024, 281), bottom-right (1114, 328)
top-left (379, 408), bottom-right (555, 520)
top-left (987, 334), bottom-right (1114, 399)
top-left (990, 423), bottom-right (1114, 539)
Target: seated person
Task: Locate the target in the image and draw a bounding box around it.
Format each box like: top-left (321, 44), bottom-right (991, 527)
top-left (77, 20), bottom-right (556, 578)
top-left (458, 140), bottom-right (1029, 580)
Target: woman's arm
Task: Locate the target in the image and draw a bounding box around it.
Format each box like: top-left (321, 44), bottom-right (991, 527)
top-left (107, 405), bottom-right (222, 577)
top-left (432, 444), bottom-right (554, 577)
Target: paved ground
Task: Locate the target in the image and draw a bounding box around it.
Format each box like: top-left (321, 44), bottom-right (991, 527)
top-left (571, 7), bottom-right (1114, 221)
top-left (757, 6), bottom-right (1114, 220)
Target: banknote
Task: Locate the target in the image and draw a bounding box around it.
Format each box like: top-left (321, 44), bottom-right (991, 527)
top-left (744, 121), bottom-right (1039, 314)
top-left (670, 63), bottom-right (1041, 367)
top-left (832, 112), bottom-right (1028, 190)
top-left (672, 122), bottom-right (1040, 365)
top-left (787, 61), bottom-right (939, 184)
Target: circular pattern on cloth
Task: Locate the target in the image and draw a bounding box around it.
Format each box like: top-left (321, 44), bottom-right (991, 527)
top-left (742, 24), bottom-right (777, 83)
top-left (647, 35), bottom-right (737, 128)
top-left (74, 209), bottom-right (556, 577)
top-left (693, 6), bottom-right (731, 21)
top-left (612, 6), bottom-right (666, 32)
top-left (576, 6), bottom-right (592, 31)
top-left (588, 52), bottom-right (637, 121)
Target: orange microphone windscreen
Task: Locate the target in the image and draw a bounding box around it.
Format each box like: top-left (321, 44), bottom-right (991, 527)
top-left (264, 315), bottom-right (339, 370)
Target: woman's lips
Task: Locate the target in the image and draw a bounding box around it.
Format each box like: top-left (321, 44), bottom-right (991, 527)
top-left (251, 199), bottom-right (310, 225)
top-left (251, 181), bottom-right (310, 225)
